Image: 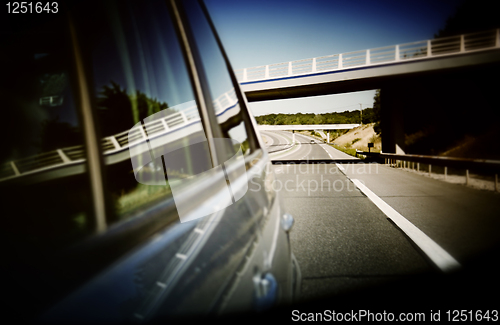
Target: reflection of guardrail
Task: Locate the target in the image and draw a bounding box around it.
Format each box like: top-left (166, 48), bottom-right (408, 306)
top-left (0, 89), bottom-right (239, 182)
top-left (235, 29), bottom-right (500, 82)
top-left (361, 152), bottom-right (500, 192)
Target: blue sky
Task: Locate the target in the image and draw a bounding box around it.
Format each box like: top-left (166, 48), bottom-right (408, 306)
top-left (204, 0), bottom-right (464, 116)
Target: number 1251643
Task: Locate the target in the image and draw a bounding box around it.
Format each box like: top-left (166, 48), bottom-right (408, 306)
top-left (6, 2), bottom-right (58, 14)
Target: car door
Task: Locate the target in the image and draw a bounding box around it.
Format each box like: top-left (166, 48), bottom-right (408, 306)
top-left (1, 0), bottom-right (297, 322)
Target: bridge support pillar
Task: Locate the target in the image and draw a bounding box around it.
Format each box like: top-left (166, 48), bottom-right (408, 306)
top-left (381, 87), bottom-right (405, 154)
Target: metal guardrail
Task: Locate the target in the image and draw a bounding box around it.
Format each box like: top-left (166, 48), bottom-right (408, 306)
top-left (0, 90), bottom-right (239, 182)
top-left (236, 29), bottom-right (500, 82)
top-left (360, 151), bottom-right (500, 191)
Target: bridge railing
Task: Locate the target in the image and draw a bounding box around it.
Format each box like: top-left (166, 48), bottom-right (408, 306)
top-left (0, 89), bottom-right (239, 182)
top-left (235, 28), bottom-right (500, 82)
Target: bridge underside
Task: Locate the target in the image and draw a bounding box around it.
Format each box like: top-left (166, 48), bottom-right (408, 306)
top-left (243, 51), bottom-right (500, 154)
top-left (242, 49), bottom-right (500, 102)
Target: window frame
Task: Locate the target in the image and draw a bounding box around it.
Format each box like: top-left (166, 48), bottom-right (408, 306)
top-left (54, 0), bottom-right (267, 283)
top-left (174, 0), bottom-right (262, 162)
top-left (196, 0), bottom-right (262, 154)
top-left (59, 0), bottom-right (234, 263)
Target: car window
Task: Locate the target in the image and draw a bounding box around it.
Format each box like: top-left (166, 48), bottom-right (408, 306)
top-left (0, 10), bottom-right (95, 319)
top-left (86, 0), bottom-right (215, 223)
top-left (0, 12), bottom-right (94, 253)
top-left (182, 0), bottom-right (253, 161)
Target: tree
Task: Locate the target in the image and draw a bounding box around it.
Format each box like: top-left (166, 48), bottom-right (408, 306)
top-left (97, 81), bottom-right (135, 137)
top-left (434, 0), bottom-right (498, 38)
top-left (313, 114), bottom-right (324, 124)
top-left (373, 89), bottom-right (382, 135)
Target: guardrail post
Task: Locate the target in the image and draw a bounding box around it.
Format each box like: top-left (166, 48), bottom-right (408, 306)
top-left (429, 164), bottom-right (432, 176)
top-left (139, 125), bottom-right (147, 140)
top-left (265, 65), bottom-right (269, 79)
top-left (243, 68), bottom-right (248, 81)
top-left (366, 49), bottom-right (370, 65)
top-left (10, 161), bottom-right (20, 176)
top-left (427, 40), bottom-right (432, 57)
top-left (312, 58), bottom-right (317, 72)
top-left (395, 45), bottom-right (400, 61)
top-left (417, 162), bottom-right (420, 172)
top-left (495, 174), bottom-right (498, 192)
top-left (225, 93), bottom-right (235, 106)
top-left (460, 35), bottom-right (465, 52)
top-left (57, 149), bottom-right (71, 163)
top-left (109, 136), bottom-right (121, 150)
top-left (338, 54), bottom-right (343, 69)
top-left (215, 99), bottom-right (221, 113)
top-left (444, 166), bottom-right (447, 180)
top-left (180, 111), bottom-right (188, 123)
top-left (465, 169), bottom-right (469, 185)
top-left (496, 29), bottom-right (500, 48)
top-left (161, 119), bottom-right (169, 131)
top-left (288, 62), bottom-right (292, 76)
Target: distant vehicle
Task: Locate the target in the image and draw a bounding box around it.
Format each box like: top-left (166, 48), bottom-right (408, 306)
top-left (311, 139), bottom-right (315, 143)
top-left (0, 0), bottom-right (300, 322)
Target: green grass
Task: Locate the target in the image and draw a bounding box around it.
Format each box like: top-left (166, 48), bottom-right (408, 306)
top-left (329, 144), bottom-right (360, 158)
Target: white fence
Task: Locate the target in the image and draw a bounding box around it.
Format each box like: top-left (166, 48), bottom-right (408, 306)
top-left (236, 29), bottom-right (500, 82)
top-left (1, 89), bottom-right (239, 182)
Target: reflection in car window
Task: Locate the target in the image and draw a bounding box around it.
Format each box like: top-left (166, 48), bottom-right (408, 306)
top-left (88, 0), bottom-right (213, 222)
top-left (183, 0), bottom-right (251, 159)
top-left (0, 14), bottom-right (93, 251)
top-left (0, 11), bottom-right (95, 320)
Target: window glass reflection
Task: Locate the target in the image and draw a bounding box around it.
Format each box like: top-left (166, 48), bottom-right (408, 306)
top-left (183, 0), bottom-right (251, 159)
top-left (0, 15), bottom-right (93, 253)
top-left (88, 0), bottom-right (213, 222)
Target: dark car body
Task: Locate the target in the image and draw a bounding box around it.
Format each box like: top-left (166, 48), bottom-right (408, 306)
top-left (0, 0), bottom-right (300, 322)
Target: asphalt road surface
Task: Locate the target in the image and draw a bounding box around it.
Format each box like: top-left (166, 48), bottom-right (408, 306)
top-left (260, 130), bottom-right (500, 312)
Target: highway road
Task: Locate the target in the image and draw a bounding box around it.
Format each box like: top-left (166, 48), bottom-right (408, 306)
top-left (260, 130), bottom-right (500, 311)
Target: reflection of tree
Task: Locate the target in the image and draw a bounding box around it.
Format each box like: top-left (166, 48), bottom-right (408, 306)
top-left (97, 81), bottom-right (135, 137)
top-left (39, 117), bottom-right (81, 152)
top-left (131, 90), bottom-right (169, 122)
top-left (434, 0), bottom-right (498, 38)
top-left (97, 81), bottom-right (173, 137)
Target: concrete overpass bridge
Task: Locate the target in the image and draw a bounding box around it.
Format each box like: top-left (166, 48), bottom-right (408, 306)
top-left (238, 29), bottom-right (500, 154)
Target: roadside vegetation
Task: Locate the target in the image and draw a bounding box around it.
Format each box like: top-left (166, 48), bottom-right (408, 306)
top-left (255, 107), bottom-right (378, 126)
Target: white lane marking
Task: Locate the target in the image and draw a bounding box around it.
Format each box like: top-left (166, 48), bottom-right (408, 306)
top-left (267, 131), bottom-right (296, 155)
top-left (300, 142), bottom-right (312, 160)
top-left (262, 134), bottom-right (273, 146)
top-left (351, 179), bottom-right (461, 273)
top-left (318, 143), bottom-right (334, 159)
top-left (270, 134), bottom-right (302, 158)
top-left (269, 140), bottom-right (299, 157)
top-left (272, 130), bottom-right (290, 146)
top-left (335, 163), bottom-right (345, 172)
